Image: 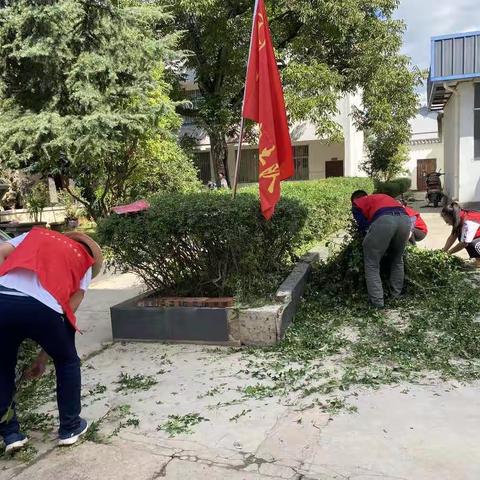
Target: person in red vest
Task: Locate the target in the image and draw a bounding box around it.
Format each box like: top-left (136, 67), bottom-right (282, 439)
top-left (351, 191), bottom-right (411, 308)
top-left (441, 202), bottom-right (480, 267)
top-left (0, 228), bottom-right (103, 453)
top-left (403, 203), bottom-right (428, 244)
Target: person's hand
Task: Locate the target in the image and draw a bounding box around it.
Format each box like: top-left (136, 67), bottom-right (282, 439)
top-left (24, 359), bottom-right (47, 380)
top-left (24, 353), bottom-right (48, 380)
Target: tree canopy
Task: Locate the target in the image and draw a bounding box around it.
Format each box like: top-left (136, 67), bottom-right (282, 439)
top-left (169, 0), bottom-right (420, 180)
top-left (0, 0), bottom-right (198, 219)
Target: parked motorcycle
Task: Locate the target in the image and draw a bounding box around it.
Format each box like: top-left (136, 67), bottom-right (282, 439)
top-left (424, 171), bottom-right (445, 208)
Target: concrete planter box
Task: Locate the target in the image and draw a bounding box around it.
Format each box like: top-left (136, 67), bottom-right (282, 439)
top-left (110, 246), bottom-right (328, 346)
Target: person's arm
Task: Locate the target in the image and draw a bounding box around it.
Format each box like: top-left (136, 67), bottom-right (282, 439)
top-left (448, 242), bottom-right (467, 254)
top-left (69, 290), bottom-right (85, 313)
top-left (352, 207), bottom-right (370, 235)
top-left (442, 233), bottom-right (457, 252)
top-left (0, 241), bottom-right (14, 266)
top-left (24, 351), bottom-right (49, 380)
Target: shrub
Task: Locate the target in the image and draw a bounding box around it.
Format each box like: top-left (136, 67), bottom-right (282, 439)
top-left (98, 177), bottom-right (373, 300)
top-left (25, 183), bottom-right (50, 222)
top-left (374, 177), bottom-right (412, 199)
top-left (242, 177), bottom-right (374, 253)
top-left (98, 191), bottom-right (309, 301)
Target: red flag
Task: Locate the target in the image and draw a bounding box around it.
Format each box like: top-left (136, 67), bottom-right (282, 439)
top-left (242, 0), bottom-right (294, 220)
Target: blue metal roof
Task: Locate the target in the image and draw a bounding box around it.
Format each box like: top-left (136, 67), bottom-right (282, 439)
top-left (428, 31), bottom-right (480, 110)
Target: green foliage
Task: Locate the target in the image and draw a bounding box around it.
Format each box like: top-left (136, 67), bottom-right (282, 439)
top-left (125, 137), bottom-right (202, 199)
top-left (374, 177), bottom-right (412, 199)
top-left (0, 0), bottom-right (187, 220)
top-left (278, 178), bottom-right (374, 253)
top-left (314, 231), bottom-right (465, 301)
top-left (25, 183), bottom-right (50, 222)
top-left (98, 190), bottom-right (309, 301)
top-left (157, 413), bottom-right (209, 437)
top-left (170, 0), bottom-right (418, 181)
top-left (57, 187), bottom-right (86, 221)
top-left (114, 372), bottom-right (158, 393)
top-left (238, 236), bottom-right (480, 408)
top-left (242, 177), bottom-right (374, 253)
top-left (99, 178), bottom-right (372, 300)
top-left (357, 57), bottom-right (422, 180)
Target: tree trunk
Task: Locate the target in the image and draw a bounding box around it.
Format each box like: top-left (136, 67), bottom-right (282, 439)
top-left (209, 130), bottom-right (231, 186)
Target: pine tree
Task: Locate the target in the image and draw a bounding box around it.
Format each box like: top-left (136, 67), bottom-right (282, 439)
top-left (0, 0), bottom-right (190, 219)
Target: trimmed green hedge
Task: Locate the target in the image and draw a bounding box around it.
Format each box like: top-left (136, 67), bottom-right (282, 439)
top-left (98, 177), bottom-right (373, 300)
top-left (374, 177), bottom-right (411, 199)
top-left (98, 192), bottom-right (309, 301)
top-left (242, 177), bottom-right (374, 252)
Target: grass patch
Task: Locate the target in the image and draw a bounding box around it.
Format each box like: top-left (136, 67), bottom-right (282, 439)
top-left (157, 413), bottom-right (209, 437)
top-left (114, 373), bottom-right (158, 393)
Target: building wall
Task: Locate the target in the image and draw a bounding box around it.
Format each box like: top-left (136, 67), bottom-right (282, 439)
top-left (226, 140), bottom-right (345, 182)
top-left (184, 90), bottom-right (365, 183)
top-left (443, 91), bottom-right (459, 200)
top-left (308, 141), bottom-right (345, 179)
top-left (406, 142), bottom-right (444, 190)
top-left (457, 82), bottom-right (480, 203)
top-left (341, 92), bottom-right (366, 177)
top-left (441, 81), bottom-right (480, 203)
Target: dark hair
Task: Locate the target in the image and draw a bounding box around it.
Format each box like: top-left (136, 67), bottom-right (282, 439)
top-left (351, 190), bottom-right (368, 203)
top-left (441, 202), bottom-right (462, 233)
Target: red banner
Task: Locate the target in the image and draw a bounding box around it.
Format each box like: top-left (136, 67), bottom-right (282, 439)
top-left (242, 0), bottom-right (294, 220)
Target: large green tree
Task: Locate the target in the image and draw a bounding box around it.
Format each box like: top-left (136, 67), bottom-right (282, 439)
top-left (0, 0), bottom-right (198, 220)
top-left (168, 0), bottom-right (420, 181)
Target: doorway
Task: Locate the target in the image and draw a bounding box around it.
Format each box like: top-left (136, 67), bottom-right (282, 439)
top-left (417, 158), bottom-right (436, 191)
top-left (326, 160), bottom-right (344, 178)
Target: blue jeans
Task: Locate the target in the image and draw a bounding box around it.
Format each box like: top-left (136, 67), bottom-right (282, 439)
top-left (0, 294), bottom-right (81, 439)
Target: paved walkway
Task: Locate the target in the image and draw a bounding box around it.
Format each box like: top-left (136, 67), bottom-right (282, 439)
top-left (1, 211), bottom-right (480, 480)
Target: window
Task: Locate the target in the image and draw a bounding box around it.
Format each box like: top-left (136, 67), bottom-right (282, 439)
top-left (236, 145), bottom-right (310, 183)
top-left (291, 145), bottom-right (309, 180)
top-left (193, 152), bottom-right (212, 184)
top-left (475, 84), bottom-right (480, 159)
top-left (238, 149), bottom-right (259, 183)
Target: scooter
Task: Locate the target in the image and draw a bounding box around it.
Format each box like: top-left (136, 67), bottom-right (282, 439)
top-left (424, 171), bottom-right (445, 208)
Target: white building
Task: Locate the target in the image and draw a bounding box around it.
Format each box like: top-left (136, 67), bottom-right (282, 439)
top-left (180, 75), bottom-right (366, 185)
top-left (428, 31), bottom-right (480, 203)
top-left (405, 106), bottom-right (443, 191)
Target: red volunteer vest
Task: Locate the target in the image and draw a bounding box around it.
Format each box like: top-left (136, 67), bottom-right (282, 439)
top-left (404, 207), bottom-right (428, 234)
top-left (460, 210), bottom-right (480, 240)
top-left (353, 194), bottom-right (404, 222)
top-left (0, 227), bottom-right (94, 329)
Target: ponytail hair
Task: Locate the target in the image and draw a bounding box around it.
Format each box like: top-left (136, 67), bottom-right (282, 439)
top-left (441, 202), bottom-right (462, 234)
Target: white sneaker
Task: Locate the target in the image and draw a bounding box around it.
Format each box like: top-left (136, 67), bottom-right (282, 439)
top-left (4, 434), bottom-right (29, 454)
top-left (58, 418), bottom-right (88, 447)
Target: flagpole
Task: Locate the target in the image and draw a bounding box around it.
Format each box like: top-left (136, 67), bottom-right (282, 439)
top-left (232, 0), bottom-right (260, 198)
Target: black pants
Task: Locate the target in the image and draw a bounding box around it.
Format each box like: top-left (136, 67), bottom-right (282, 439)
top-left (0, 294), bottom-right (81, 439)
top-left (466, 238), bottom-right (480, 258)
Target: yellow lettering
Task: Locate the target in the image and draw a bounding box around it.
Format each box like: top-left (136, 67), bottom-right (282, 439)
top-left (259, 163), bottom-right (280, 194)
top-left (259, 145), bottom-right (276, 166)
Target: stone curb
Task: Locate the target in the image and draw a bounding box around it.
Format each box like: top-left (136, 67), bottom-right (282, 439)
top-left (237, 245), bottom-right (329, 346)
top-left (110, 245), bottom-right (330, 347)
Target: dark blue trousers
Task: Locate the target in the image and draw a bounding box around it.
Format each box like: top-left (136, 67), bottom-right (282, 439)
top-left (0, 294), bottom-right (81, 439)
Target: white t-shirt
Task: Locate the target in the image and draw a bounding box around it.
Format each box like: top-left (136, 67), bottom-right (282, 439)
top-left (460, 220), bottom-right (480, 244)
top-left (0, 233), bottom-right (92, 313)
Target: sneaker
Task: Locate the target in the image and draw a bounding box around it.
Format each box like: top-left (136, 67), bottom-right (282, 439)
top-left (58, 418), bottom-right (88, 447)
top-left (4, 433), bottom-right (29, 454)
